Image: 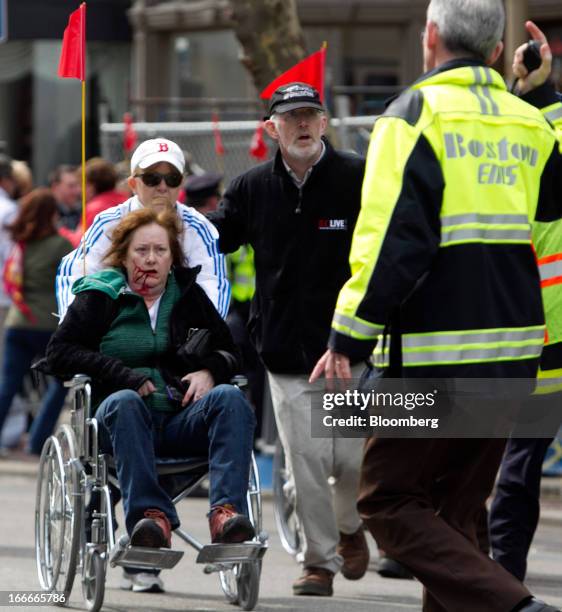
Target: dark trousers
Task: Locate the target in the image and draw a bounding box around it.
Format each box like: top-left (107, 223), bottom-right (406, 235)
top-left (489, 437), bottom-right (553, 581)
top-left (358, 437), bottom-right (531, 612)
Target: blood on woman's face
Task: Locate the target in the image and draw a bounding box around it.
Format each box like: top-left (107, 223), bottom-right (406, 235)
top-left (124, 223), bottom-right (173, 297)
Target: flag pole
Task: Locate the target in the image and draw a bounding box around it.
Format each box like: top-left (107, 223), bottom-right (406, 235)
top-left (58, 1), bottom-right (87, 272)
top-left (80, 3), bottom-right (87, 277)
top-left (81, 77), bottom-right (86, 276)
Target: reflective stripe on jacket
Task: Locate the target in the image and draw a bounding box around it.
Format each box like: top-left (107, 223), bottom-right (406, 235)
top-left (329, 60), bottom-right (562, 376)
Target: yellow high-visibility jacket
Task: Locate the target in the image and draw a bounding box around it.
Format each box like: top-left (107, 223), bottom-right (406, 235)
top-left (227, 245), bottom-right (255, 304)
top-left (330, 60), bottom-right (562, 378)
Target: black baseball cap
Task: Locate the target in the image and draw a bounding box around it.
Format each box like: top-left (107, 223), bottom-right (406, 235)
top-left (184, 172), bottom-right (223, 206)
top-left (268, 82), bottom-right (325, 116)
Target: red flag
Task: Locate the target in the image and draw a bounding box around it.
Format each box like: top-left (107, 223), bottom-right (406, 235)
top-left (212, 112), bottom-right (225, 156)
top-left (260, 47), bottom-right (326, 102)
top-left (58, 3), bottom-right (86, 81)
top-left (249, 122), bottom-right (268, 161)
top-left (123, 112), bottom-right (137, 153)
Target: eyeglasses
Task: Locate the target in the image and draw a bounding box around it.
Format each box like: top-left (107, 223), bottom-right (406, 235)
top-left (135, 172), bottom-right (183, 188)
top-left (281, 108), bottom-right (323, 122)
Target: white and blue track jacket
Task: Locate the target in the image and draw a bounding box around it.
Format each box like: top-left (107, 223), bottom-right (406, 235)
top-left (55, 196), bottom-right (230, 320)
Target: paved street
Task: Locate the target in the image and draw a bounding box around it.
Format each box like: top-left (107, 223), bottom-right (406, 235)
top-left (0, 468), bottom-right (561, 612)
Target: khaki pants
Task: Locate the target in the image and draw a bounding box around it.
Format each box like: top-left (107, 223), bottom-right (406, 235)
top-left (268, 368), bottom-right (365, 574)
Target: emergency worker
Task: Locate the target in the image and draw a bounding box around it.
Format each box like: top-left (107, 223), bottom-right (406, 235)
top-left (489, 49), bottom-right (562, 582)
top-left (311, 2), bottom-right (562, 611)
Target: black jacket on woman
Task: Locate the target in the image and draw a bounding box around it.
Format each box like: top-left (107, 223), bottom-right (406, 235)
top-left (46, 266), bottom-right (240, 406)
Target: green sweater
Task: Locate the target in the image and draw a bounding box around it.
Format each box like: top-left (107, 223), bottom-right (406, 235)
top-left (73, 268), bottom-right (181, 412)
top-left (6, 234), bottom-right (72, 331)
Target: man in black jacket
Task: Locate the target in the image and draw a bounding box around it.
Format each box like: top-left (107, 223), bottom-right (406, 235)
top-left (209, 82), bottom-right (369, 596)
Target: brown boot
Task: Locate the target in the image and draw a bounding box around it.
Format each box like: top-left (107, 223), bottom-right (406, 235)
top-left (292, 567), bottom-right (334, 596)
top-left (337, 526), bottom-right (369, 580)
top-left (130, 509), bottom-right (172, 548)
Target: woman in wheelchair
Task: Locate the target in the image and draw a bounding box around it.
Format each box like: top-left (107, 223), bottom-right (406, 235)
top-left (45, 207), bottom-right (256, 555)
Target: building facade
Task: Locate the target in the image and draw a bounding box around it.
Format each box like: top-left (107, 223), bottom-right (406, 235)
top-left (0, 1), bottom-right (560, 180)
top-left (128, 0), bottom-right (562, 121)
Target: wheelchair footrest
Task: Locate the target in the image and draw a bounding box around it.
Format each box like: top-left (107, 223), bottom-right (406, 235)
top-left (196, 542), bottom-right (266, 564)
top-left (110, 543), bottom-right (184, 570)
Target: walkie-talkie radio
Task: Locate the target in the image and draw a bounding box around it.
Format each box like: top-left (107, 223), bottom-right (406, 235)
top-left (522, 40), bottom-right (542, 73)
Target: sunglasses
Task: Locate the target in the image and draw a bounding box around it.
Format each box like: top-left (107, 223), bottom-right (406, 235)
top-left (135, 171), bottom-right (183, 188)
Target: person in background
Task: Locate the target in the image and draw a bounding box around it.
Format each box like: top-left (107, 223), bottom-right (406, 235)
top-left (488, 29), bottom-right (562, 586)
top-left (61, 158), bottom-right (129, 248)
top-left (56, 138), bottom-right (229, 322)
top-left (11, 160), bottom-right (33, 200)
top-left (0, 154), bottom-right (18, 372)
top-left (210, 82), bottom-right (369, 597)
top-left (0, 189), bottom-right (72, 457)
top-left (184, 173), bottom-right (223, 214)
top-left (49, 165), bottom-right (81, 231)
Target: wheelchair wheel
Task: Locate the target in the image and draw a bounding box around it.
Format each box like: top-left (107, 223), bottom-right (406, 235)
top-left (218, 454), bottom-right (263, 610)
top-left (56, 426), bottom-right (82, 601)
top-left (82, 548), bottom-right (105, 612)
top-left (218, 560), bottom-right (260, 611)
top-left (237, 561), bottom-right (261, 611)
top-left (272, 439), bottom-right (301, 557)
top-left (218, 565), bottom-right (238, 604)
top-left (35, 429), bottom-right (81, 598)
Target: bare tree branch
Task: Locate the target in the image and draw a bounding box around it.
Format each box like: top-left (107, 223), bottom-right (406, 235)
top-left (229, 0), bottom-right (307, 93)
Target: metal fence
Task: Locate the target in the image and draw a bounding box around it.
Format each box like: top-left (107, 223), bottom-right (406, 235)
top-left (100, 116), bottom-right (377, 186)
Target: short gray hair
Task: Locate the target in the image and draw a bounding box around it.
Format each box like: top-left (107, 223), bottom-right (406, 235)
top-left (427, 0), bottom-right (504, 61)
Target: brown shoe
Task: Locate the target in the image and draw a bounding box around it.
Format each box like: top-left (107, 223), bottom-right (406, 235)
top-left (337, 526), bottom-right (369, 580)
top-left (292, 567), bottom-right (334, 596)
top-left (130, 509), bottom-right (172, 548)
top-left (209, 504), bottom-right (255, 543)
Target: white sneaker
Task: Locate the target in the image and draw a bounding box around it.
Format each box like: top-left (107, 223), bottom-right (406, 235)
top-left (120, 570), bottom-right (164, 593)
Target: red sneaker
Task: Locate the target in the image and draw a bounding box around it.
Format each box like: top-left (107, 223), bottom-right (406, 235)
top-left (209, 504), bottom-right (255, 543)
top-left (130, 509), bottom-right (172, 548)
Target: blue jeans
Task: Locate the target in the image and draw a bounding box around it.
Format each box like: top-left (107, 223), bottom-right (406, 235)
top-left (0, 327), bottom-right (68, 453)
top-left (96, 385), bottom-right (255, 534)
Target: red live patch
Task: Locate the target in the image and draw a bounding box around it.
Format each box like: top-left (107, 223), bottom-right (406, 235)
top-left (318, 219), bottom-right (348, 230)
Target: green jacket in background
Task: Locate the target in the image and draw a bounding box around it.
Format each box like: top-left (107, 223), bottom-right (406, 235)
top-left (6, 233), bottom-right (72, 331)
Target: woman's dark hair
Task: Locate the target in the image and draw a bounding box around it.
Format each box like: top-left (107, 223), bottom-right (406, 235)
top-left (103, 207), bottom-right (184, 269)
top-left (85, 157), bottom-right (118, 195)
top-left (6, 188), bottom-right (58, 243)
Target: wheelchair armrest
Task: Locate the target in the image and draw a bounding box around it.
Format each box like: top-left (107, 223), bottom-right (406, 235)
top-left (230, 375), bottom-right (247, 388)
top-left (64, 374), bottom-right (92, 389)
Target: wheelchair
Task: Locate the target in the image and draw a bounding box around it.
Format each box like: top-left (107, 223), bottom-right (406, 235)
top-left (34, 374), bottom-right (267, 612)
top-left (272, 439), bottom-right (301, 558)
